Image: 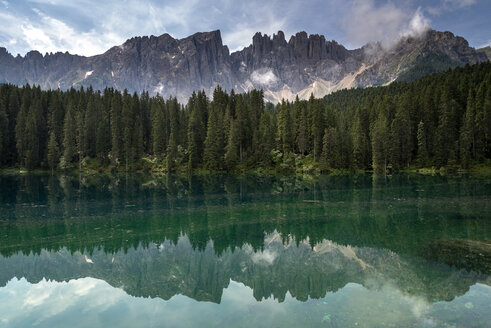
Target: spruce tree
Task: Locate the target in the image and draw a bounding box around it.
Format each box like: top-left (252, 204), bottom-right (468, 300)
top-left (459, 91), bottom-right (475, 168)
top-left (166, 131), bottom-right (177, 172)
top-left (203, 106), bottom-right (223, 170)
top-left (110, 91), bottom-right (123, 165)
top-left (417, 121), bottom-right (429, 167)
top-left (225, 120), bottom-right (239, 170)
top-left (152, 100), bottom-right (166, 157)
top-left (0, 101), bottom-right (7, 164)
top-left (47, 130), bottom-right (59, 173)
top-left (371, 113), bottom-right (389, 174)
top-left (63, 103), bottom-right (77, 165)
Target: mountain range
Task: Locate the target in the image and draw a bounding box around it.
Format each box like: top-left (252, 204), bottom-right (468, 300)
top-left (0, 29), bottom-right (488, 103)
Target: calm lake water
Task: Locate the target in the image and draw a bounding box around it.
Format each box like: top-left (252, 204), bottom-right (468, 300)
top-left (0, 173), bottom-right (490, 328)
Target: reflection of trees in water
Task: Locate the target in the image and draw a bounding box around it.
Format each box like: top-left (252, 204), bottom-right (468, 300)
top-left (0, 173), bottom-right (490, 303)
top-left (1, 174), bottom-right (489, 258)
top-left (0, 234), bottom-right (489, 305)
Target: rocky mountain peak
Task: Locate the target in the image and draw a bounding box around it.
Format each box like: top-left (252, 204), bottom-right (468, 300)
top-left (0, 29), bottom-right (486, 103)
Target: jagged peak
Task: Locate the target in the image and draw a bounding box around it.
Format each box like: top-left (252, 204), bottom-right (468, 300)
top-left (182, 30), bottom-right (223, 42)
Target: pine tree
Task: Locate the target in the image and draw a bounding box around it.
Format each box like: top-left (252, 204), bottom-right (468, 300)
top-left (311, 96), bottom-right (324, 162)
top-left (390, 104), bottom-right (412, 170)
top-left (166, 130), bottom-right (177, 172)
top-left (84, 96), bottom-right (98, 158)
top-left (0, 100), bottom-right (8, 165)
top-left (435, 90), bottom-right (459, 167)
top-left (256, 110), bottom-right (275, 167)
top-left (276, 100), bottom-right (293, 154)
top-left (152, 99), bottom-right (166, 157)
top-left (96, 113), bottom-right (110, 164)
top-left (47, 130), bottom-right (59, 173)
top-left (351, 107), bottom-right (370, 170)
top-left (417, 121), bottom-right (429, 167)
top-left (6, 88), bottom-right (20, 165)
top-left (76, 110), bottom-right (85, 172)
top-left (474, 83), bottom-right (487, 161)
top-left (225, 119), bottom-right (239, 170)
top-left (371, 113), bottom-right (389, 174)
top-left (24, 103), bottom-right (41, 170)
top-left (203, 106), bottom-right (223, 170)
top-left (459, 91), bottom-right (475, 168)
top-left (186, 98), bottom-right (205, 168)
top-left (294, 96), bottom-right (307, 154)
top-left (63, 103), bottom-right (77, 165)
top-left (320, 127), bottom-right (338, 170)
top-left (110, 91), bottom-right (123, 165)
top-left (15, 91), bottom-right (30, 167)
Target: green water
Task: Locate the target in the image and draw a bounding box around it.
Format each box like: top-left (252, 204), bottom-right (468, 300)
top-left (0, 173), bottom-right (490, 328)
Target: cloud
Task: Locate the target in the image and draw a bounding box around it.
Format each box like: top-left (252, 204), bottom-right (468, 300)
top-left (402, 7), bottom-right (431, 38)
top-left (0, 0), bottom-right (486, 57)
top-left (343, 1), bottom-right (431, 49)
top-left (251, 69), bottom-right (279, 86)
top-left (428, 0), bottom-right (477, 15)
top-left (343, 0), bottom-right (409, 45)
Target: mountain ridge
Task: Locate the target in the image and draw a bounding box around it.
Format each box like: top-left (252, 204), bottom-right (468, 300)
top-left (0, 29), bottom-right (487, 103)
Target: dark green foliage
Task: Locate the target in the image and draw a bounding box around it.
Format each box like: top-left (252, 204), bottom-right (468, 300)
top-left (63, 102), bottom-right (77, 165)
top-left (396, 52), bottom-right (460, 83)
top-left (417, 121), bottom-right (429, 167)
top-left (203, 105), bottom-right (224, 170)
top-left (166, 131), bottom-right (177, 172)
top-left (47, 130), bottom-right (59, 172)
top-left (0, 62), bottom-right (490, 172)
top-left (224, 120), bottom-right (239, 170)
top-left (371, 113), bottom-right (390, 174)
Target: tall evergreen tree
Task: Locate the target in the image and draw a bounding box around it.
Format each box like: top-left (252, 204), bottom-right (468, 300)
top-left (63, 103), bottom-right (77, 165)
top-left (459, 91), bottom-right (476, 168)
top-left (47, 130), bottom-right (59, 173)
top-left (224, 119), bottom-right (239, 170)
top-left (417, 121), bottom-right (429, 167)
top-left (203, 106), bottom-right (223, 170)
top-left (371, 113), bottom-right (389, 174)
top-left (276, 100), bottom-right (294, 154)
top-left (166, 130), bottom-right (177, 172)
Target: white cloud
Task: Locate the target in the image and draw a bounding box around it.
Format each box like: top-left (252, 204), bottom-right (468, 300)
top-left (251, 249), bottom-right (278, 265)
top-left (343, 1), bottom-right (431, 49)
top-left (343, 0), bottom-right (409, 45)
top-left (0, 8), bottom-right (123, 56)
top-left (444, 0), bottom-right (476, 8)
top-left (251, 69), bottom-right (279, 86)
top-left (402, 7), bottom-right (431, 38)
top-left (428, 0), bottom-right (477, 15)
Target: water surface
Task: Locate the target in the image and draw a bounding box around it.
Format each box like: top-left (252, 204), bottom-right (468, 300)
top-left (0, 174), bottom-right (490, 327)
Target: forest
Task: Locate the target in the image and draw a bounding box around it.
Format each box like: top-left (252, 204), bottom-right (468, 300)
top-left (0, 62), bottom-right (490, 173)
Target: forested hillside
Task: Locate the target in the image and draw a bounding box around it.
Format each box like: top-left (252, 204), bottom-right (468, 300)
top-left (0, 62), bottom-right (490, 173)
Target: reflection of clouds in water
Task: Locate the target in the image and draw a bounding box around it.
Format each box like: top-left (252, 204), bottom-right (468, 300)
top-left (251, 249), bottom-right (278, 265)
top-left (0, 277), bottom-right (489, 327)
top-left (2, 278), bottom-right (125, 327)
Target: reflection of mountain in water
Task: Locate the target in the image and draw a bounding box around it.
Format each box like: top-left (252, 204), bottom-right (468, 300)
top-left (0, 173), bottom-right (490, 304)
top-left (0, 233), bottom-right (489, 304)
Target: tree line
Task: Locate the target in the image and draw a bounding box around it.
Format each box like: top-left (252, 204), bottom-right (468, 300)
top-left (0, 62), bottom-right (490, 173)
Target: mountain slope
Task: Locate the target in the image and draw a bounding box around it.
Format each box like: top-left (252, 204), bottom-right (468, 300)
top-left (0, 29), bottom-right (487, 103)
top-left (478, 46), bottom-right (491, 61)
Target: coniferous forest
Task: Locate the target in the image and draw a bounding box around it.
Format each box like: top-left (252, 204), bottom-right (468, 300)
top-left (0, 62), bottom-right (490, 173)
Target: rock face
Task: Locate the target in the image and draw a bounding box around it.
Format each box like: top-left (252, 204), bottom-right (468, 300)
top-left (478, 46), bottom-right (491, 61)
top-left (0, 29), bottom-right (487, 103)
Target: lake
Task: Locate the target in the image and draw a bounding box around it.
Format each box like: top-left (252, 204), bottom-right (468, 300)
top-left (0, 173), bottom-right (490, 327)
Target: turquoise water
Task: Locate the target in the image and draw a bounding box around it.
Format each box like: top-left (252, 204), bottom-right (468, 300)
top-left (0, 174), bottom-right (490, 327)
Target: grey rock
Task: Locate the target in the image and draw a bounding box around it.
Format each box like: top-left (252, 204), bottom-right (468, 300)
top-left (0, 29), bottom-right (487, 103)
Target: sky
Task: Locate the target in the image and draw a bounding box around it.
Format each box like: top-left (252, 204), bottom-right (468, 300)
top-left (0, 0), bottom-right (489, 57)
